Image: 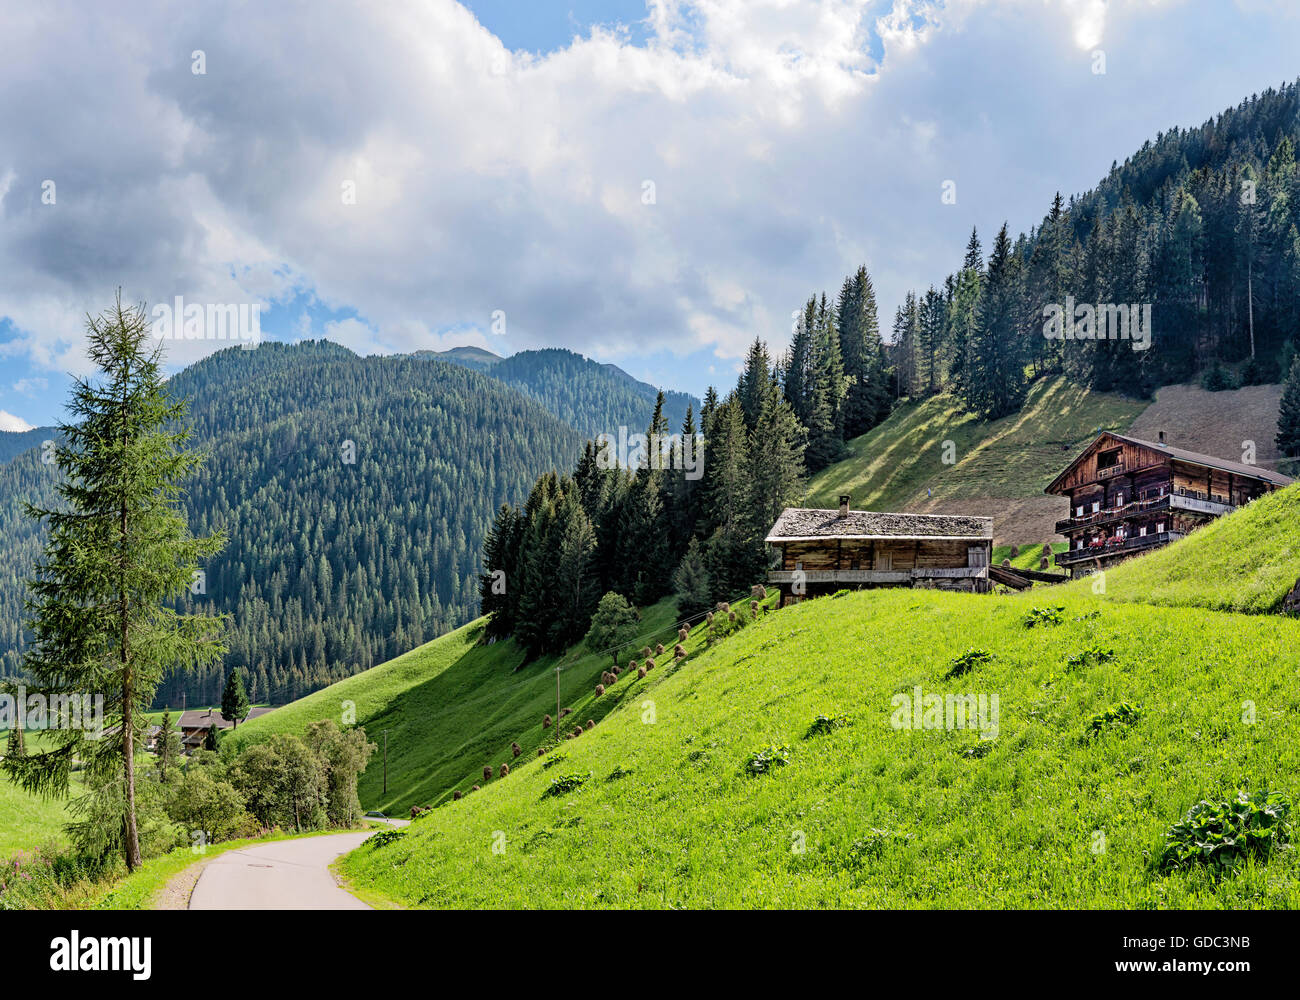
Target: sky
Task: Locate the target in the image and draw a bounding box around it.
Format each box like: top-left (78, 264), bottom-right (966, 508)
top-left (2, 0), bottom-right (1300, 429)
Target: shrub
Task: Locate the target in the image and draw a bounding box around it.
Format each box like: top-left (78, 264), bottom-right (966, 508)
top-left (1085, 702), bottom-right (1143, 739)
top-left (364, 828), bottom-right (406, 849)
top-left (1154, 790), bottom-right (1292, 875)
top-left (606, 764), bottom-right (634, 781)
top-left (1067, 644), bottom-right (1115, 670)
top-left (805, 713), bottom-right (852, 738)
top-left (542, 773), bottom-right (589, 798)
top-left (1023, 606), bottom-right (1065, 628)
top-left (744, 745), bottom-right (791, 776)
top-left (542, 753), bottom-right (567, 770)
top-left (1200, 361), bottom-right (1237, 392)
top-left (945, 648), bottom-right (992, 679)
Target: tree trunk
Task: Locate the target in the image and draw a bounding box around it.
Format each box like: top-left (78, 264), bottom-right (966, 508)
top-left (121, 380), bottom-right (141, 872)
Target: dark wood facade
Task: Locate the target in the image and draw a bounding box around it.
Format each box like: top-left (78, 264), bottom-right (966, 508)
top-left (1045, 432), bottom-right (1291, 577)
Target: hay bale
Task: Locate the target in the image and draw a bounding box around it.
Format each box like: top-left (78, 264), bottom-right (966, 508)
top-left (751, 584), bottom-right (767, 599)
top-left (482, 765), bottom-right (492, 782)
top-left (1000, 558), bottom-right (1010, 568)
top-left (637, 666), bottom-right (646, 679)
top-left (678, 627), bottom-right (689, 642)
top-left (595, 683), bottom-right (605, 696)
top-left (655, 643), bottom-right (664, 656)
top-left (585, 720), bottom-right (595, 730)
top-left (644, 658), bottom-right (655, 671)
top-left (472, 784), bottom-right (480, 792)
top-left (511, 742), bottom-right (521, 757)
top-left (453, 790), bottom-right (462, 800)
top-left (498, 763), bottom-right (509, 778)
top-left (543, 714), bottom-right (552, 729)
top-left (673, 643), bottom-right (685, 657)
top-left (1010, 544), bottom-right (1020, 558)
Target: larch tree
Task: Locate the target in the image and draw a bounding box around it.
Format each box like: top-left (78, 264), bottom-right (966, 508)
top-left (3, 294), bottom-right (226, 870)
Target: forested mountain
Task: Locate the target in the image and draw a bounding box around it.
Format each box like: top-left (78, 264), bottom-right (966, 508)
top-left (0, 341), bottom-right (585, 706)
top-left (427, 346), bottom-right (697, 438)
top-left (413, 346), bottom-right (503, 371)
top-left (888, 80), bottom-right (1300, 416)
top-left (0, 428), bottom-right (54, 465)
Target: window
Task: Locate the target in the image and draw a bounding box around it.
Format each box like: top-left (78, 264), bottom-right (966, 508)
top-left (1115, 491), bottom-right (1124, 506)
top-left (1156, 522), bottom-right (1164, 534)
top-left (1092, 501), bottom-right (1100, 513)
top-left (1097, 448), bottom-right (1121, 471)
top-left (1139, 525), bottom-right (1147, 536)
top-left (1076, 505), bottom-right (1083, 517)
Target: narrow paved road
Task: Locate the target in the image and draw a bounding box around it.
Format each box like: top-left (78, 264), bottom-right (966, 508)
top-left (189, 831), bottom-right (375, 910)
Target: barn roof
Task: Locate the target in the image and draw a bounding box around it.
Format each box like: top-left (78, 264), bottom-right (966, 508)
top-left (765, 508), bottom-right (993, 543)
top-left (1044, 431), bottom-right (1293, 494)
top-left (178, 706), bottom-right (274, 731)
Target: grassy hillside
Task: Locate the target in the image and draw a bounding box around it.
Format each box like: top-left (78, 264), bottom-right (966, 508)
top-left (0, 778), bottom-right (70, 856)
top-left (338, 583), bottom-right (1300, 908)
top-left (226, 598), bottom-right (715, 815)
top-left (1074, 482), bottom-right (1300, 614)
top-left (804, 377), bottom-right (1147, 543)
top-left (805, 377), bottom-right (1145, 510)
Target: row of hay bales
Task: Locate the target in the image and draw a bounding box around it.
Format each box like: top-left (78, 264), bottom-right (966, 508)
top-left (999, 542), bottom-right (1057, 571)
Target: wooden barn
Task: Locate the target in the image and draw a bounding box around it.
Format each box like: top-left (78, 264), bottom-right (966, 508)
top-left (1045, 430), bottom-right (1292, 578)
top-left (765, 496), bottom-right (993, 602)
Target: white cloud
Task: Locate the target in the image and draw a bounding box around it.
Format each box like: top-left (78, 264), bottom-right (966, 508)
top-left (0, 0), bottom-right (1290, 395)
top-left (0, 410), bottom-right (35, 432)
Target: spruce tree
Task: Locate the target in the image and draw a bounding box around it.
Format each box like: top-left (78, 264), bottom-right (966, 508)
top-left (4, 295), bottom-right (226, 871)
top-left (221, 668), bottom-right (250, 728)
top-left (5, 723), bottom-right (25, 761)
top-left (1277, 355), bottom-right (1300, 459)
top-left (156, 708), bottom-right (180, 782)
top-left (671, 537), bottom-right (712, 619)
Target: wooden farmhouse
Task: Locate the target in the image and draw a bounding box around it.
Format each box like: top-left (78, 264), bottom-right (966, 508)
top-left (765, 496), bottom-right (993, 602)
top-left (1045, 431), bottom-right (1292, 578)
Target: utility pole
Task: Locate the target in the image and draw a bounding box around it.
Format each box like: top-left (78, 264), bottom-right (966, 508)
top-left (556, 665), bottom-right (561, 734)
top-left (382, 729), bottom-right (389, 796)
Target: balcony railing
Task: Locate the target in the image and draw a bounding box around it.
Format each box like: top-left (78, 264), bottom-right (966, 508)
top-left (1055, 531), bottom-right (1184, 566)
top-left (1055, 494), bottom-right (1171, 535)
top-left (767, 567), bottom-right (988, 586)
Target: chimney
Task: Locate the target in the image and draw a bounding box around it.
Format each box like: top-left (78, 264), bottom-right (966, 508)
top-left (838, 494), bottom-right (851, 518)
top-left (1158, 430), bottom-right (1166, 446)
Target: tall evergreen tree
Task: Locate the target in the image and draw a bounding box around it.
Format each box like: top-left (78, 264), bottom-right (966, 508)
top-left (966, 223), bottom-right (1028, 418)
top-left (1277, 355), bottom-right (1300, 459)
top-left (4, 295), bottom-right (227, 870)
top-left (221, 668), bottom-right (250, 728)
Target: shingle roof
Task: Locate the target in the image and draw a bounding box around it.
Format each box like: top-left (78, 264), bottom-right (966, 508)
top-left (1113, 433), bottom-right (1293, 487)
top-left (179, 706), bottom-right (274, 731)
top-left (765, 508), bottom-right (993, 542)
